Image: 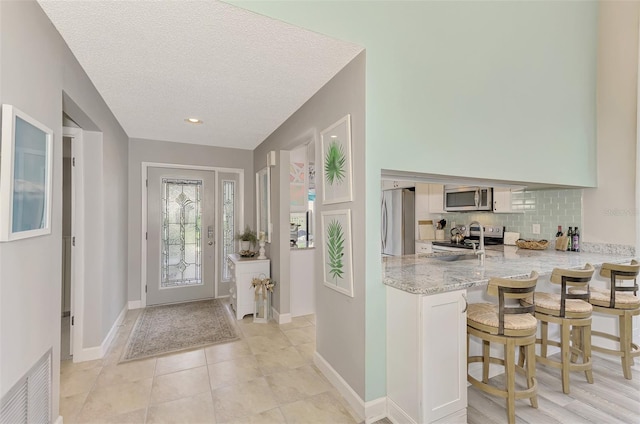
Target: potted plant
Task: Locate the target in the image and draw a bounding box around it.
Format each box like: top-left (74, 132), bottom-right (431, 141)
top-left (236, 225), bottom-right (258, 252)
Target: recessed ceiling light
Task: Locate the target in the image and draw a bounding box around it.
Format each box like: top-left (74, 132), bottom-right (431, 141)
top-left (185, 118), bottom-right (203, 124)
top-left (330, 135), bottom-right (338, 138)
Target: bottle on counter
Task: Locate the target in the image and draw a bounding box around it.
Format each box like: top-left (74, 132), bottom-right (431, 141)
top-left (566, 227), bottom-right (573, 251)
top-left (572, 227), bottom-right (580, 252)
top-left (556, 226), bottom-right (563, 237)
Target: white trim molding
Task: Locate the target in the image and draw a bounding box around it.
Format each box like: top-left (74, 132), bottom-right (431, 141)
top-left (128, 300), bottom-right (142, 310)
top-left (63, 126), bottom-right (85, 363)
top-left (73, 345), bottom-right (102, 363)
top-left (73, 303), bottom-right (127, 362)
top-left (387, 397), bottom-right (416, 424)
top-left (100, 304), bottom-right (128, 355)
top-left (313, 352), bottom-right (386, 423)
top-left (272, 307), bottom-right (292, 324)
top-left (364, 397), bottom-right (388, 424)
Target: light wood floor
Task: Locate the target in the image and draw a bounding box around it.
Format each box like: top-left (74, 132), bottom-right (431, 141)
top-left (467, 351), bottom-right (640, 424)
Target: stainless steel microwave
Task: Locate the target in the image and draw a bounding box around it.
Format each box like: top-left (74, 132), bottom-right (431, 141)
top-left (444, 186), bottom-right (493, 212)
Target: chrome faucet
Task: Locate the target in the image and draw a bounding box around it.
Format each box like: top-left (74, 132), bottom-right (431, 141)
top-left (469, 221), bottom-right (485, 266)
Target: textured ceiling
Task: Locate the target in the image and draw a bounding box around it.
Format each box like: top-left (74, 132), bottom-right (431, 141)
top-left (38, 0), bottom-right (363, 149)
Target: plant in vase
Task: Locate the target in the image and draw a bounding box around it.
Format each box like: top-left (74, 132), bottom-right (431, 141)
top-left (236, 225), bottom-right (258, 255)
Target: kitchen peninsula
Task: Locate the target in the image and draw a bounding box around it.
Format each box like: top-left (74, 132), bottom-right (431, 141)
top-left (384, 247), bottom-right (636, 424)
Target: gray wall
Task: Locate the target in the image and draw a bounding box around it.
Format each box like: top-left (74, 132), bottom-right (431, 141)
top-left (253, 52), bottom-right (367, 397)
top-left (127, 138), bottom-right (254, 301)
top-left (0, 0), bottom-right (129, 417)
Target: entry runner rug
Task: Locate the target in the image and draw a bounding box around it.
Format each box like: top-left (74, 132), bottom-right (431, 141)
top-left (121, 299), bottom-right (240, 362)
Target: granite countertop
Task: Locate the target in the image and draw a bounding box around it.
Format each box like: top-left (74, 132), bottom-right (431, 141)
top-left (382, 246), bottom-right (636, 295)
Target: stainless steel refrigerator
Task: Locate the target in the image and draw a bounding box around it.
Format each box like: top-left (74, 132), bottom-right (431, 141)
top-left (381, 188), bottom-right (415, 256)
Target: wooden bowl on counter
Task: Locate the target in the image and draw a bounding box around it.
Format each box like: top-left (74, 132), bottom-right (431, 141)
top-left (516, 239), bottom-right (549, 250)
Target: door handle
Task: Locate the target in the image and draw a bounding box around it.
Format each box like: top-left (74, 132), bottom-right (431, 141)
top-left (208, 241), bottom-right (213, 246)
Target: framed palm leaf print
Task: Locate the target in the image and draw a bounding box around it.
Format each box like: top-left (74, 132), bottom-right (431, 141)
top-left (321, 209), bottom-right (353, 297)
top-left (320, 115), bottom-right (352, 204)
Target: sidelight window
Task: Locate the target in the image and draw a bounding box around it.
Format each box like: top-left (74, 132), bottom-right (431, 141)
top-left (221, 180), bottom-right (235, 281)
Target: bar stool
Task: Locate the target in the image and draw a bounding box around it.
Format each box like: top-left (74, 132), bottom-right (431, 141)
top-left (521, 264), bottom-right (595, 394)
top-left (586, 260), bottom-right (640, 379)
top-left (467, 271), bottom-right (539, 424)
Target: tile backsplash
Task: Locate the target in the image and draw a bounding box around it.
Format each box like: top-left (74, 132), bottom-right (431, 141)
top-left (443, 189), bottom-right (583, 240)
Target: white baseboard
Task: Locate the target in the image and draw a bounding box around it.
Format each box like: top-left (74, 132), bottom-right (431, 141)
top-left (73, 345), bottom-right (102, 362)
top-left (434, 408), bottom-right (467, 424)
top-left (314, 352), bottom-right (365, 421)
top-left (271, 306), bottom-right (292, 324)
top-left (128, 300), bottom-right (142, 309)
top-left (100, 304), bottom-right (127, 356)
top-left (54, 415), bottom-right (64, 424)
top-left (72, 303), bottom-right (127, 363)
top-left (387, 398), bottom-right (416, 424)
top-left (364, 397), bottom-right (388, 424)
top-left (313, 352), bottom-right (387, 423)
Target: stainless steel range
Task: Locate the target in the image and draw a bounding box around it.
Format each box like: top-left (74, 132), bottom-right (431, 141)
top-left (432, 224), bottom-right (504, 249)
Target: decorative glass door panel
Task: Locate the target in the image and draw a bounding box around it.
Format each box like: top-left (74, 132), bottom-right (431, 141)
top-left (147, 168), bottom-right (215, 306)
top-left (216, 172), bottom-right (239, 297)
top-left (221, 180), bottom-right (235, 282)
top-left (161, 178), bottom-right (202, 288)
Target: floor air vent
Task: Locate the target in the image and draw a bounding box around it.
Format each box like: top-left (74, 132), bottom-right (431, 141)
top-left (1, 349), bottom-right (52, 424)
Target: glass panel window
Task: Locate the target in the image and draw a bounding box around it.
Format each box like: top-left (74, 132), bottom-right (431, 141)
top-left (161, 178), bottom-right (202, 288)
top-left (221, 180), bottom-right (235, 281)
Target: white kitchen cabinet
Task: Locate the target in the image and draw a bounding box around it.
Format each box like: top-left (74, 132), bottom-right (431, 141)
top-left (387, 287), bottom-right (467, 424)
top-left (415, 183), bottom-right (430, 217)
top-left (492, 187), bottom-right (511, 213)
top-left (228, 254), bottom-right (270, 320)
top-left (427, 184), bottom-right (445, 214)
top-left (492, 187), bottom-right (518, 213)
top-left (415, 241), bottom-right (432, 254)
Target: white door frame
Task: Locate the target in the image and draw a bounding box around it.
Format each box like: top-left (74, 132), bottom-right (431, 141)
top-left (63, 127), bottom-right (85, 361)
top-left (140, 162), bottom-right (244, 308)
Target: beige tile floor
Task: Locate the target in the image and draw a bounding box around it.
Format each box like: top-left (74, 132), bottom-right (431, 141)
top-left (60, 306), bottom-right (361, 424)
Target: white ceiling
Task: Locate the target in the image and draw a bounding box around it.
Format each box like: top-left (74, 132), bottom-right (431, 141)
top-left (38, 0), bottom-right (363, 150)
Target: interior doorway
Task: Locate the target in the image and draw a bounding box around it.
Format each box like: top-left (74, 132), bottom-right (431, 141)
top-left (289, 139), bottom-right (316, 317)
top-left (61, 124), bottom-right (86, 362)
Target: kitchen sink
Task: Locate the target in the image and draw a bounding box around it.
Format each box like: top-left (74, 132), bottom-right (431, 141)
top-left (431, 246), bottom-right (480, 261)
top-left (434, 254), bottom-right (478, 262)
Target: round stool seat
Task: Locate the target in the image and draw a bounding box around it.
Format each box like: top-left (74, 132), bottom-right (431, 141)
top-left (523, 292), bottom-right (592, 317)
top-left (468, 303), bottom-right (537, 336)
top-left (572, 286), bottom-right (640, 309)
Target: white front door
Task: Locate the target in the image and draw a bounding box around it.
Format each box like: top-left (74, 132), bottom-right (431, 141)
top-left (146, 167), bottom-right (216, 305)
